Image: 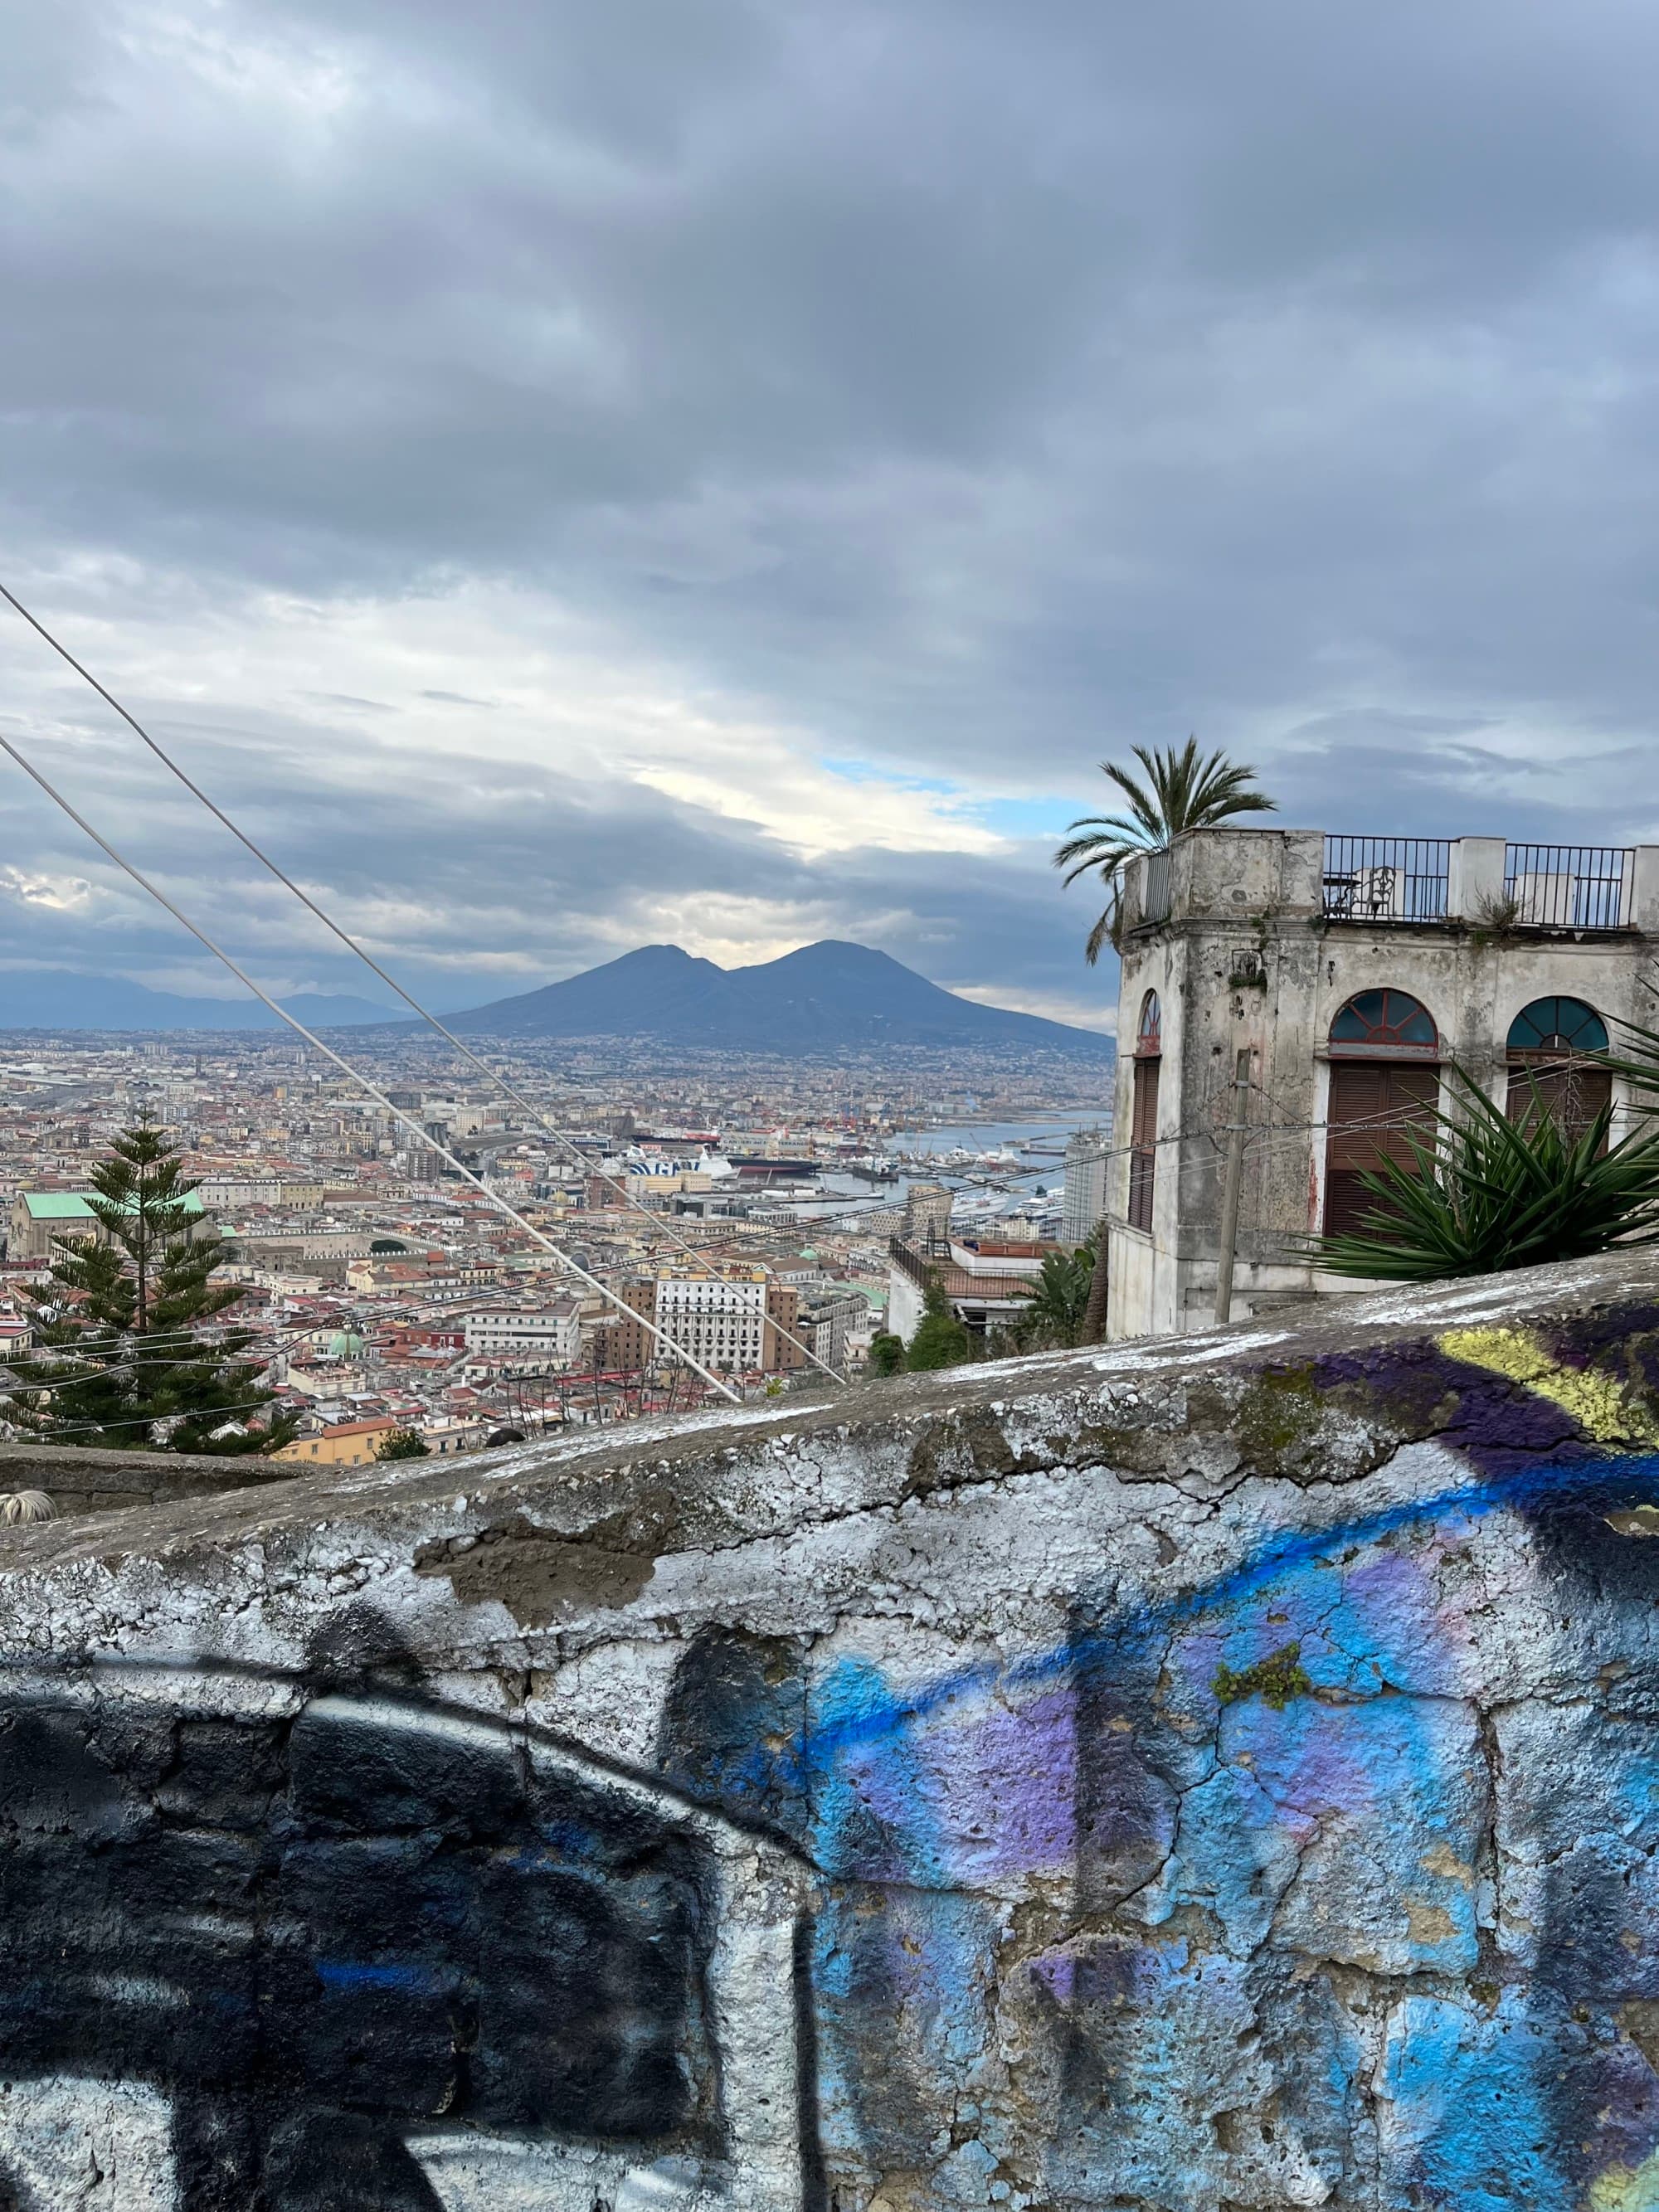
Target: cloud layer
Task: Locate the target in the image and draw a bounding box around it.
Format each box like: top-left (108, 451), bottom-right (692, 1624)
top-left (5, 0), bottom-right (1659, 1031)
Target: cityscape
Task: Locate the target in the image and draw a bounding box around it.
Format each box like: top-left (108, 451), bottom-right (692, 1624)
top-left (3, 2), bottom-right (1657, 2205)
top-left (0, 1023), bottom-right (1113, 1455)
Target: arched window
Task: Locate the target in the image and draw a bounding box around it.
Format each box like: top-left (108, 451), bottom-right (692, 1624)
top-left (1323, 989), bottom-right (1440, 1237)
top-left (1128, 992), bottom-right (1160, 1232)
top-left (1328, 989), bottom-right (1439, 1057)
top-left (1506, 996), bottom-right (1608, 1057)
top-left (1506, 996), bottom-right (1611, 1145)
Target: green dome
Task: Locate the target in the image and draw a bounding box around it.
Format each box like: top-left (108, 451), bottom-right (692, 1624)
top-left (327, 1330), bottom-right (364, 1360)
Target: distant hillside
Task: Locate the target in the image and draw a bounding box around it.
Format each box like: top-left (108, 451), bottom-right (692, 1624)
top-left (437, 940), bottom-right (1112, 1055)
top-left (0, 970), bottom-right (400, 1033)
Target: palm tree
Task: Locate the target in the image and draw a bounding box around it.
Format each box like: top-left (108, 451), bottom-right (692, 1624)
top-left (1053, 737), bottom-right (1278, 965)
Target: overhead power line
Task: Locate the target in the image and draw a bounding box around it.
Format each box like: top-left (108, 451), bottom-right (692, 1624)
top-left (0, 727), bottom-right (745, 1405)
top-left (0, 582), bottom-right (847, 1388)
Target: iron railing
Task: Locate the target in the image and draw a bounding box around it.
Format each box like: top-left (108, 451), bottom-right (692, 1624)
top-left (1322, 837), bottom-right (1451, 923)
top-left (1139, 847), bottom-right (1172, 926)
top-left (1503, 844), bottom-right (1632, 931)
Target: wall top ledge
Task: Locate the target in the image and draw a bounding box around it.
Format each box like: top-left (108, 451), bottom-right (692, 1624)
top-left (2, 1245), bottom-right (1655, 1592)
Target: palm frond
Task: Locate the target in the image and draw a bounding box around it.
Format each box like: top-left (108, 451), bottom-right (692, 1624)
top-left (1083, 900), bottom-right (1119, 966)
top-left (1054, 738), bottom-right (1277, 963)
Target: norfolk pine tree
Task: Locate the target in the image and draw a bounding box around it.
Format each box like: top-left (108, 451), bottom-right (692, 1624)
top-left (7, 1121), bottom-right (297, 1455)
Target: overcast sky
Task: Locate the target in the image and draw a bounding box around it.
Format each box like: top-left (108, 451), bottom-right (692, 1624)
top-left (4, 0), bottom-right (1658, 1031)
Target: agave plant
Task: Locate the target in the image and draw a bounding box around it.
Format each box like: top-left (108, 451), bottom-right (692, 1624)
top-left (1053, 737), bottom-right (1277, 965)
top-left (1305, 1067), bottom-right (1659, 1281)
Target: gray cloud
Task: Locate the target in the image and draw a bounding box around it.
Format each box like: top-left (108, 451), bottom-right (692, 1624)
top-left (2, 0), bottom-right (1658, 1017)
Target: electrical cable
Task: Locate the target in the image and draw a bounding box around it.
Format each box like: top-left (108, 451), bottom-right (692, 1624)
top-left (0, 582), bottom-right (847, 1386)
top-left (0, 728), bottom-right (746, 1405)
top-left (14, 1398), bottom-right (280, 1441)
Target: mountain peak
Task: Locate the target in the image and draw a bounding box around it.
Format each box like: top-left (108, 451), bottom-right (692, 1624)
top-left (440, 939), bottom-right (1112, 1053)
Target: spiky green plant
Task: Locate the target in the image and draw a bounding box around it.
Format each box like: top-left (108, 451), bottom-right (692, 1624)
top-left (1054, 738), bottom-right (1277, 964)
top-left (1303, 1067), bottom-right (1659, 1281)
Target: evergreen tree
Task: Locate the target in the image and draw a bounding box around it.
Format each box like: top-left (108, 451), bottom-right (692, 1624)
top-left (905, 1279), bottom-right (975, 1372)
top-left (865, 1331), bottom-right (906, 1377)
top-left (373, 1427), bottom-right (431, 1461)
top-left (6, 1122), bottom-right (296, 1455)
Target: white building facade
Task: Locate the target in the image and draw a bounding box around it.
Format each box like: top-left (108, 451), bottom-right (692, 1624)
top-left (654, 1273), bottom-right (769, 1372)
top-left (1061, 1129), bottom-right (1110, 1245)
top-left (462, 1303), bottom-right (582, 1365)
top-left (1107, 827), bottom-right (1659, 1340)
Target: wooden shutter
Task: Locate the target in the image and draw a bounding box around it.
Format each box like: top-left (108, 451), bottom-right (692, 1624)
top-left (1324, 1062), bottom-right (1438, 1237)
top-left (1128, 1059), bottom-right (1159, 1232)
top-left (1506, 1062), bottom-right (1611, 1149)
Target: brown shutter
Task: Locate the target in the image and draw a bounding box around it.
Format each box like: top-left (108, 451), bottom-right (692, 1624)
top-left (1324, 1062), bottom-right (1438, 1237)
top-left (1506, 1062), bottom-right (1611, 1150)
top-left (1128, 1058), bottom-right (1160, 1232)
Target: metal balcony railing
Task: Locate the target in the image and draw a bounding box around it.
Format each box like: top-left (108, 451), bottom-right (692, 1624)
top-left (1139, 848), bottom-right (1172, 926)
top-left (1503, 844), bottom-right (1632, 931)
top-left (1322, 838), bottom-right (1451, 923)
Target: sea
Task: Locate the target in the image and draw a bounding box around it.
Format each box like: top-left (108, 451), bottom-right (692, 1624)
top-left (795, 1111), bottom-right (1111, 1219)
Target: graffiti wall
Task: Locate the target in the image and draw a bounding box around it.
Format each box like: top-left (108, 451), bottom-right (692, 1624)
top-left (3, 1255), bottom-right (1659, 2208)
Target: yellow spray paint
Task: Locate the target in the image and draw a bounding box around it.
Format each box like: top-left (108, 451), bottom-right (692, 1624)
top-left (1589, 2150), bottom-right (1659, 2212)
top-left (1439, 1325), bottom-right (1659, 1448)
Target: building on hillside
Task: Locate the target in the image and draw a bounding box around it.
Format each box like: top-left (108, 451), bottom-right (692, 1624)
top-left (795, 1287), bottom-right (869, 1377)
top-left (273, 1416), bottom-right (401, 1467)
top-left (461, 1303), bottom-right (581, 1366)
top-left (588, 1269), bottom-right (804, 1375)
top-left (7, 1188), bottom-right (212, 1264)
top-left (1061, 1128), bottom-right (1110, 1246)
top-left (887, 1234), bottom-right (1047, 1343)
top-left (1106, 826), bottom-right (1659, 1340)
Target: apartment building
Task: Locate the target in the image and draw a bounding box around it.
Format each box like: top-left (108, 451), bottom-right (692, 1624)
top-left (1107, 826), bottom-right (1659, 1339)
top-left (461, 1302), bottom-right (581, 1365)
top-left (273, 1415), bottom-right (401, 1467)
top-left (1061, 1128), bottom-right (1110, 1245)
top-left (588, 1268), bottom-right (804, 1374)
top-left (887, 1233), bottom-right (1047, 1340)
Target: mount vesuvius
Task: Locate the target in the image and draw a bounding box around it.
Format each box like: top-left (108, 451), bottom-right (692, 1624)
top-left (433, 941), bottom-right (1112, 1055)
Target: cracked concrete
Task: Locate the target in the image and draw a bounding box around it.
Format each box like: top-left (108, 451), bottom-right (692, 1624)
top-left (1, 1252), bottom-right (1659, 2205)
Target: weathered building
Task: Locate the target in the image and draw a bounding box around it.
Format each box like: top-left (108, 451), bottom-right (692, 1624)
top-left (1108, 827), bottom-right (1659, 1338)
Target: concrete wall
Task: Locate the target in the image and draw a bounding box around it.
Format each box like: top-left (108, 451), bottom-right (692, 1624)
top-left (1111, 828), bottom-right (1659, 1339)
top-left (6, 1254), bottom-right (1659, 2203)
top-left (0, 1440), bottom-right (303, 1519)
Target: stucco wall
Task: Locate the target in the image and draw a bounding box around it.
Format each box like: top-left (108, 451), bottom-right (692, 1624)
top-left (5, 1253), bottom-right (1659, 2205)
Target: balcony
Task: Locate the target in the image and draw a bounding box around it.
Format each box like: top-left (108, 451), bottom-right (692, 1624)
top-left (1321, 837), bottom-right (1636, 932)
top-left (1321, 838), bottom-right (1451, 924)
top-left (1502, 844), bottom-right (1631, 931)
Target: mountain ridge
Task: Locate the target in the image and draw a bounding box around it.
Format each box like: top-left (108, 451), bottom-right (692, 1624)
top-left (0, 942), bottom-right (1113, 1055)
top-left (0, 971), bottom-right (402, 1033)
top-left (435, 939), bottom-right (1112, 1053)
